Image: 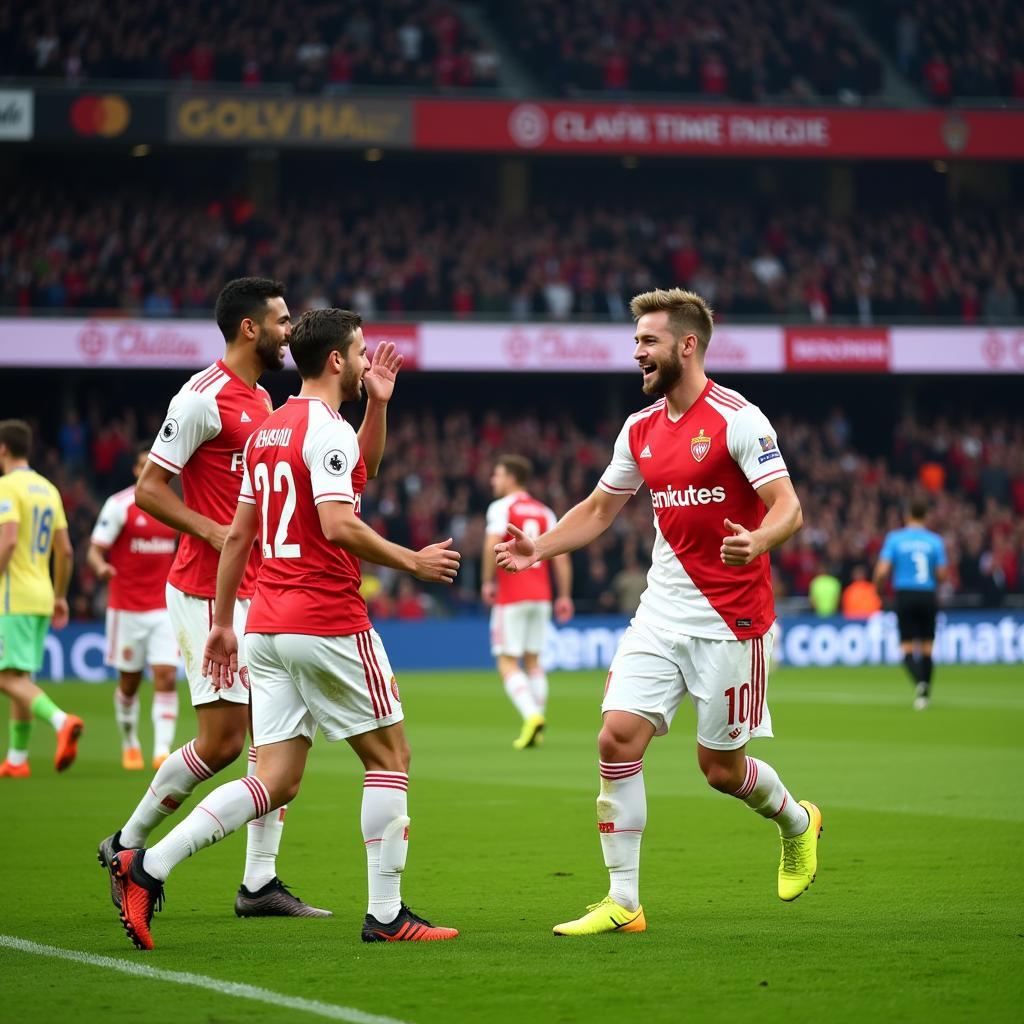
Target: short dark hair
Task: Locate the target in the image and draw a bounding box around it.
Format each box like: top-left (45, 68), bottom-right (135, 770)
top-left (290, 308), bottom-right (363, 378)
top-left (214, 277), bottom-right (286, 342)
top-left (497, 454), bottom-right (533, 485)
top-left (0, 419), bottom-right (31, 459)
top-left (908, 497), bottom-right (929, 521)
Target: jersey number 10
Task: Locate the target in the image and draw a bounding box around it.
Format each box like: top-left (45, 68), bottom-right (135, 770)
top-left (253, 463), bottom-right (300, 559)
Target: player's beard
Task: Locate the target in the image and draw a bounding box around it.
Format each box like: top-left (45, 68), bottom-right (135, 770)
top-left (643, 348), bottom-right (683, 395)
top-left (255, 332), bottom-right (286, 372)
top-left (341, 361), bottom-right (363, 402)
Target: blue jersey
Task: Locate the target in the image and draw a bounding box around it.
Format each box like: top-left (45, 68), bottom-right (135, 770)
top-left (880, 527), bottom-right (947, 592)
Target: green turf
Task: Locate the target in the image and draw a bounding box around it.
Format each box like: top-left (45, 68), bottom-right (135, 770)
top-left (1, 665), bottom-right (1022, 1024)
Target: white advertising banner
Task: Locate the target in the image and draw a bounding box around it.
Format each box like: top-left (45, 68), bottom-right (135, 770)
top-left (890, 327), bottom-right (1024, 374)
top-left (0, 90), bottom-right (33, 141)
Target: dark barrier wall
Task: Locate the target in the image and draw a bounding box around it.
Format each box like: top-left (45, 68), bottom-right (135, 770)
top-left (39, 611), bottom-right (1024, 682)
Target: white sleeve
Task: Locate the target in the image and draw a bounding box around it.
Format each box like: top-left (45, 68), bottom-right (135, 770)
top-left (727, 405), bottom-right (790, 490)
top-left (485, 498), bottom-right (509, 536)
top-left (305, 419), bottom-right (360, 506)
top-left (238, 435), bottom-right (256, 505)
top-left (149, 388), bottom-right (220, 475)
top-left (598, 420), bottom-right (644, 496)
top-left (89, 495), bottom-right (126, 548)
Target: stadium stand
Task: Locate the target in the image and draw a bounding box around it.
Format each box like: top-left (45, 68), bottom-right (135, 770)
top-left (2, 184), bottom-right (1020, 323)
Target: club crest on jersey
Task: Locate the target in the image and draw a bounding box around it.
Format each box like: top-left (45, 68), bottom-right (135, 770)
top-left (690, 429), bottom-right (711, 463)
top-left (160, 418), bottom-right (179, 442)
top-left (324, 450), bottom-right (348, 475)
top-left (391, 675), bottom-right (401, 702)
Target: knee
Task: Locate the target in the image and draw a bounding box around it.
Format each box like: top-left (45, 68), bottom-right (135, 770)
top-left (702, 761), bottom-right (743, 794)
top-left (205, 733), bottom-right (246, 771)
top-left (598, 722), bottom-right (636, 762)
top-left (275, 778), bottom-right (302, 806)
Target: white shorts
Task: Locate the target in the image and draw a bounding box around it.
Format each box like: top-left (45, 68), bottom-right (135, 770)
top-left (603, 620), bottom-right (774, 750)
top-left (246, 628), bottom-right (404, 746)
top-left (104, 607), bottom-right (178, 673)
top-left (166, 583), bottom-right (251, 707)
top-left (490, 601), bottom-right (551, 657)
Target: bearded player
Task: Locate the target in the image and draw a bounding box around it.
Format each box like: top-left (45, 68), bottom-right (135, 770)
top-left (110, 309), bottom-right (460, 949)
top-left (97, 278), bottom-right (329, 918)
top-left (496, 288), bottom-right (820, 935)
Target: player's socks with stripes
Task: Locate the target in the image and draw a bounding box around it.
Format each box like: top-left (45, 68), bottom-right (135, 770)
top-left (362, 771), bottom-right (410, 925)
top-left (528, 669), bottom-right (549, 714)
top-left (114, 689), bottom-right (140, 751)
top-left (597, 760), bottom-right (646, 912)
top-left (243, 747), bottom-right (286, 891)
top-left (733, 757), bottom-right (809, 838)
top-left (503, 670), bottom-right (541, 720)
top-left (119, 740), bottom-right (214, 848)
top-left (30, 693), bottom-right (67, 732)
top-left (6, 719), bottom-right (32, 766)
top-left (144, 776), bottom-right (272, 881)
top-left (151, 691), bottom-right (178, 759)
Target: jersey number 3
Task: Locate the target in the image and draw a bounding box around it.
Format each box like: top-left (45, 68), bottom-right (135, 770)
top-left (253, 463), bottom-right (300, 559)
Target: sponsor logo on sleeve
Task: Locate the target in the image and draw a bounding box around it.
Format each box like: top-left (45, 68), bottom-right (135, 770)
top-left (757, 451), bottom-right (782, 464)
top-left (160, 418), bottom-right (179, 441)
top-left (0, 499), bottom-right (12, 514)
top-left (758, 435), bottom-right (776, 452)
top-left (324, 450), bottom-right (348, 475)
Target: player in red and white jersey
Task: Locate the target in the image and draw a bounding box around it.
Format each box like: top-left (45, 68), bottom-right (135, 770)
top-left (496, 289), bottom-right (821, 936)
top-left (98, 278), bottom-right (329, 921)
top-left (87, 444), bottom-right (179, 772)
top-left (110, 309), bottom-right (461, 949)
top-left (481, 455), bottom-right (573, 749)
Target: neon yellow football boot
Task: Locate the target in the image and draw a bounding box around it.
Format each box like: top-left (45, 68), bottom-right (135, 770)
top-left (512, 714), bottom-right (545, 750)
top-left (553, 896), bottom-right (646, 936)
top-left (778, 800), bottom-right (822, 902)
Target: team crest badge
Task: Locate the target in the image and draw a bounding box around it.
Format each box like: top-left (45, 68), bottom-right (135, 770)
top-left (758, 435), bottom-right (776, 452)
top-left (239, 666), bottom-right (250, 690)
top-left (690, 429), bottom-right (711, 463)
top-left (122, 646), bottom-right (134, 662)
top-left (391, 675), bottom-right (401, 702)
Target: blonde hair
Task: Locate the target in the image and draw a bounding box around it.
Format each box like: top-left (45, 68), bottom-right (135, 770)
top-left (629, 287), bottom-right (714, 354)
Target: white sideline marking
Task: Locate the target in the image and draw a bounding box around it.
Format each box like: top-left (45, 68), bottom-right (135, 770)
top-left (0, 935), bottom-right (411, 1024)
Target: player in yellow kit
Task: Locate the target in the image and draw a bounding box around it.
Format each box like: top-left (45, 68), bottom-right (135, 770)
top-left (0, 420), bottom-right (84, 777)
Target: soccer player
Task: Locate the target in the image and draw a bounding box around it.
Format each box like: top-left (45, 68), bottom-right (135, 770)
top-left (87, 444), bottom-right (179, 770)
top-left (110, 309), bottom-right (461, 949)
top-left (873, 498), bottom-right (947, 710)
top-left (98, 278), bottom-right (329, 919)
top-left (0, 419), bottom-right (83, 777)
top-left (481, 455), bottom-right (573, 749)
top-left (495, 289), bottom-right (820, 935)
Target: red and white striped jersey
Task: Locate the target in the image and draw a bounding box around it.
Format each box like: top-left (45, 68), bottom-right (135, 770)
top-left (148, 360), bottom-right (272, 600)
top-left (598, 379), bottom-right (789, 640)
top-left (487, 491), bottom-right (556, 604)
top-left (240, 396), bottom-right (371, 637)
top-left (90, 485), bottom-right (177, 612)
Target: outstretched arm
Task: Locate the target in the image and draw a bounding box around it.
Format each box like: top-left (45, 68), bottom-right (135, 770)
top-left (496, 487), bottom-right (631, 573)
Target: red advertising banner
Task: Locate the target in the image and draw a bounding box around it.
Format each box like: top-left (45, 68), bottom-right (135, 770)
top-left (415, 101), bottom-right (1024, 159)
top-left (785, 327), bottom-right (890, 372)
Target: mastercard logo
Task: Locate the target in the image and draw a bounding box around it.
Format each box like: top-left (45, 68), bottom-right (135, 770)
top-left (70, 95), bottom-right (131, 137)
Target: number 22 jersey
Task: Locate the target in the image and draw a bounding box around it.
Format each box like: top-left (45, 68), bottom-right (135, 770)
top-left (240, 396), bottom-right (371, 637)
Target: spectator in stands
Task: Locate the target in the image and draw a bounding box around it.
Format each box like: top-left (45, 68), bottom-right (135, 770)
top-left (841, 566), bottom-right (882, 619)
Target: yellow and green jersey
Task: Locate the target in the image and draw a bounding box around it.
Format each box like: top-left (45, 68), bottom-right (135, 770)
top-left (0, 467), bottom-right (68, 616)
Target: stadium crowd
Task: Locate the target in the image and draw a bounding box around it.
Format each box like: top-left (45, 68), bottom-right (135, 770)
top-left (490, 0), bottom-right (883, 102)
top-left (0, 0), bottom-right (499, 91)
top-left (23, 401), bottom-right (1024, 622)
top-left (2, 186), bottom-right (1021, 324)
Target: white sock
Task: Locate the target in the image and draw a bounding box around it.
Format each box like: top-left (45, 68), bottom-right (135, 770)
top-left (50, 709), bottom-right (67, 731)
top-left (362, 772), bottom-right (409, 924)
top-left (151, 691), bottom-right (179, 758)
top-left (114, 688), bottom-right (140, 750)
top-left (145, 775), bottom-right (271, 882)
top-left (597, 760), bottom-right (646, 912)
top-left (120, 739), bottom-right (213, 848)
top-left (528, 669), bottom-right (549, 714)
top-left (503, 670), bottom-right (540, 720)
top-left (243, 746), bottom-right (285, 891)
top-left (734, 756), bottom-right (810, 838)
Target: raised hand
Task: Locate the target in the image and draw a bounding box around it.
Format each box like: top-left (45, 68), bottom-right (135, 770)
top-left (495, 524), bottom-right (539, 574)
top-left (413, 537), bottom-right (461, 583)
top-left (363, 341), bottom-right (404, 405)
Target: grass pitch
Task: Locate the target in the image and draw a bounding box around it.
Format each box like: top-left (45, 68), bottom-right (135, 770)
top-left (1, 664), bottom-right (1022, 1024)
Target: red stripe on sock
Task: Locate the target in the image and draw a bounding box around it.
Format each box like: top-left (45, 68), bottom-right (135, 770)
top-left (241, 776), bottom-right (269, 816)
top-left (181, 742), bottom-right (211, 780)
top-left (769, 793), bottom-right (788, 819)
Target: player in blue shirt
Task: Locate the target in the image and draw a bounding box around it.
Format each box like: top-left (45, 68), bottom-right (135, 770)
top-left (873, 498), bottom-right (948, 710)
